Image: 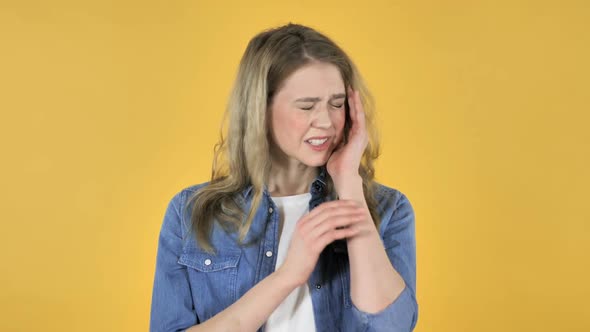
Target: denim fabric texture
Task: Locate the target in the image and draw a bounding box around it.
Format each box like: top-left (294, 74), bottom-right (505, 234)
top-left (150, 167), bottom-right (418, 332)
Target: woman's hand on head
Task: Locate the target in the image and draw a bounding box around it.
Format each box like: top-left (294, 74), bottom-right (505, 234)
top-left (326, 88), bottom-right (368, 187)
top-left (277, 199), bottom-right (367, 286)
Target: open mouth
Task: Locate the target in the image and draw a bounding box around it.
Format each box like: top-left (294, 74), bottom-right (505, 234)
top-left (306, 138), bottom-right (328, 146)
top-left (305, 137), bottom-right (330, 151)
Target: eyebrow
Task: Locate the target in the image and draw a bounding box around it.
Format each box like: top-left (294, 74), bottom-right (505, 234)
top-left (294, 93), bottom-right (346, 103)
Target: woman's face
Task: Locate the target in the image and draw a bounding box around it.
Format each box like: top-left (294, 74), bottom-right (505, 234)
top-left (268, 62), bottom-right (347, 168)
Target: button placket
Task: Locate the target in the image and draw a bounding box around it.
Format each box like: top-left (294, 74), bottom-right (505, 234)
top-left (266, 206), bottom-right (274, 258)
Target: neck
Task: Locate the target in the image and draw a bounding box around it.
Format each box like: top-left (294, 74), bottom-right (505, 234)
top-left (267, 162), bottom-right (318, 197)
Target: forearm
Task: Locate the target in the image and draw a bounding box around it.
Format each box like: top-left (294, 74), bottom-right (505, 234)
top-left (185, 268), bottom-right (298, 332)
top-left (336, 176), bottom-right (406, 314)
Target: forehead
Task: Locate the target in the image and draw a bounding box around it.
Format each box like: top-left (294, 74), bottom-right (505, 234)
top-left (276, 62), bottom-right (344, 99)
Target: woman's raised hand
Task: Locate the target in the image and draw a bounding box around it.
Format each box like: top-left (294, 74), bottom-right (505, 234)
top-left (326, 88), bottom-right (368, 187)
top-left (278, 199), bottom-right (366, 286)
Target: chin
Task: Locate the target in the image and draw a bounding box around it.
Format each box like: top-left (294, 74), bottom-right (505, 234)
top-left (300, 156), bottom-right (330, 167)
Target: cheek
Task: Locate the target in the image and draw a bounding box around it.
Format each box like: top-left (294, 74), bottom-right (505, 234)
top-left (272, 109), bottom-right (294, 131)
top-left (332, 111), bottom-right (346, 132)
top-left (271, 111), bottom-right (308, 142)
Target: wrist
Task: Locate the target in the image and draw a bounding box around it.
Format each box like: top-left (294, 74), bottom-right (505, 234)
top-left (331, 172), bottom-right (361, 188)
top-left (334, 175), bottom-right (364, 200)
top-left (275, 265), bottom-right (306, 288)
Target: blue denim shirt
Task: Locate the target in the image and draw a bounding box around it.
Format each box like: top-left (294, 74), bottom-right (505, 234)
top-left (150, 168), bottom-right (418, 332)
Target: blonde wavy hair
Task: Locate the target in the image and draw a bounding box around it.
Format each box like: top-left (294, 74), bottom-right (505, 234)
top-left (185, 23), bottom-right (381, 253)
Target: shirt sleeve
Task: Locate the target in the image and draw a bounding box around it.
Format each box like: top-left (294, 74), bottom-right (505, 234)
top-left (343, 190), bottom-right (419, 332)
top-left (150, 190), bottom-right (199, 332)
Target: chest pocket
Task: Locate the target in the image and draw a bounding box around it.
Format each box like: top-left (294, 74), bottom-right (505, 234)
top-left (178, 250), bottom-right (241, 320)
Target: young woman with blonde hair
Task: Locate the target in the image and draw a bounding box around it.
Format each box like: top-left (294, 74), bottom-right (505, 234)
top-left (150, 23), bottom-right (418, 332)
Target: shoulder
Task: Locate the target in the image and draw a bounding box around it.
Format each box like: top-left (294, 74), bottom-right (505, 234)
top-left (372, 182), bottom-right (412, 209)
top-left (162, 182), bottom-right (211, 231)
top-left (168, 182), bottom-right (211, 206)
top-left (166, 181), bottom-right (249, 224)
top-left (182, 182), bottom-right (211, 194)
top-left (371, 181), bottom-right (416, 232)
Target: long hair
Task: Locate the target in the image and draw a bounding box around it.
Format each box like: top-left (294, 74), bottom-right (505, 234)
top-left (184, 23), bottom-right (381, 253)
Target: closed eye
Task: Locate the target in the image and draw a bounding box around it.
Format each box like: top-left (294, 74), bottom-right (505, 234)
top-left (299, 103), bottom-right (343, 110)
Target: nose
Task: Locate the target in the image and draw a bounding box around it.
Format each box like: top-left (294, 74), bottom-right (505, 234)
top-left (311, 106), bottom-right (332, 129)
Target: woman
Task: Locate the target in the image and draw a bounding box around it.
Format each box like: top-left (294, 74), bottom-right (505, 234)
top-left (150, 23), bottom-right (418, 332)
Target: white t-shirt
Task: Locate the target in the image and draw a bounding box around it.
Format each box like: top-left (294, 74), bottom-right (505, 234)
top-left (265, 192), bottom-right (317, 332)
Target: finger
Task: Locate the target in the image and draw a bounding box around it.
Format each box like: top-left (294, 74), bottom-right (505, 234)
top-left (299, 202), bottom-right (361, 228)
top-left (348, 87), bottom-right (357, 125)
top-left (314, 225), bottom-right (361, 251)
top-left (299, 200), bottom-right (359, 224)
top-left (307, 212), bottom-right (365, 239)
top-left (302, 209), bottom-right (366, 232)
top-left (349, 90), bottom-right (364, 131)
top-left (299, 205), bottom-right (364, 233)
top-left (354, 90), bottom-right (366, 127)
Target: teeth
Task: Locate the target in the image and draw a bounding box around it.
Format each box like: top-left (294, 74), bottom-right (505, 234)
top-left (307, 138), bottom-right (328, 146)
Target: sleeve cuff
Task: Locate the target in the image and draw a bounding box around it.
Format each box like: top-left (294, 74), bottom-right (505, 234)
top-left (347, 285), bottom-right (418, 332)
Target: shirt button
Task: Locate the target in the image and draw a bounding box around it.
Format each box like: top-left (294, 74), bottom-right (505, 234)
top-left (204, 259), bottom-right (212, 266)
top-left (265, 250), bottom-right (273, 257)
top-left (268, 207), bottom-right (274, 214)
top-left (315, 284), bottom-right (321, 289)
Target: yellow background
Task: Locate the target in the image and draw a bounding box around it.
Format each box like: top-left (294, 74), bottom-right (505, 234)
top-left (1, 0), bottom-right (588, 331)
